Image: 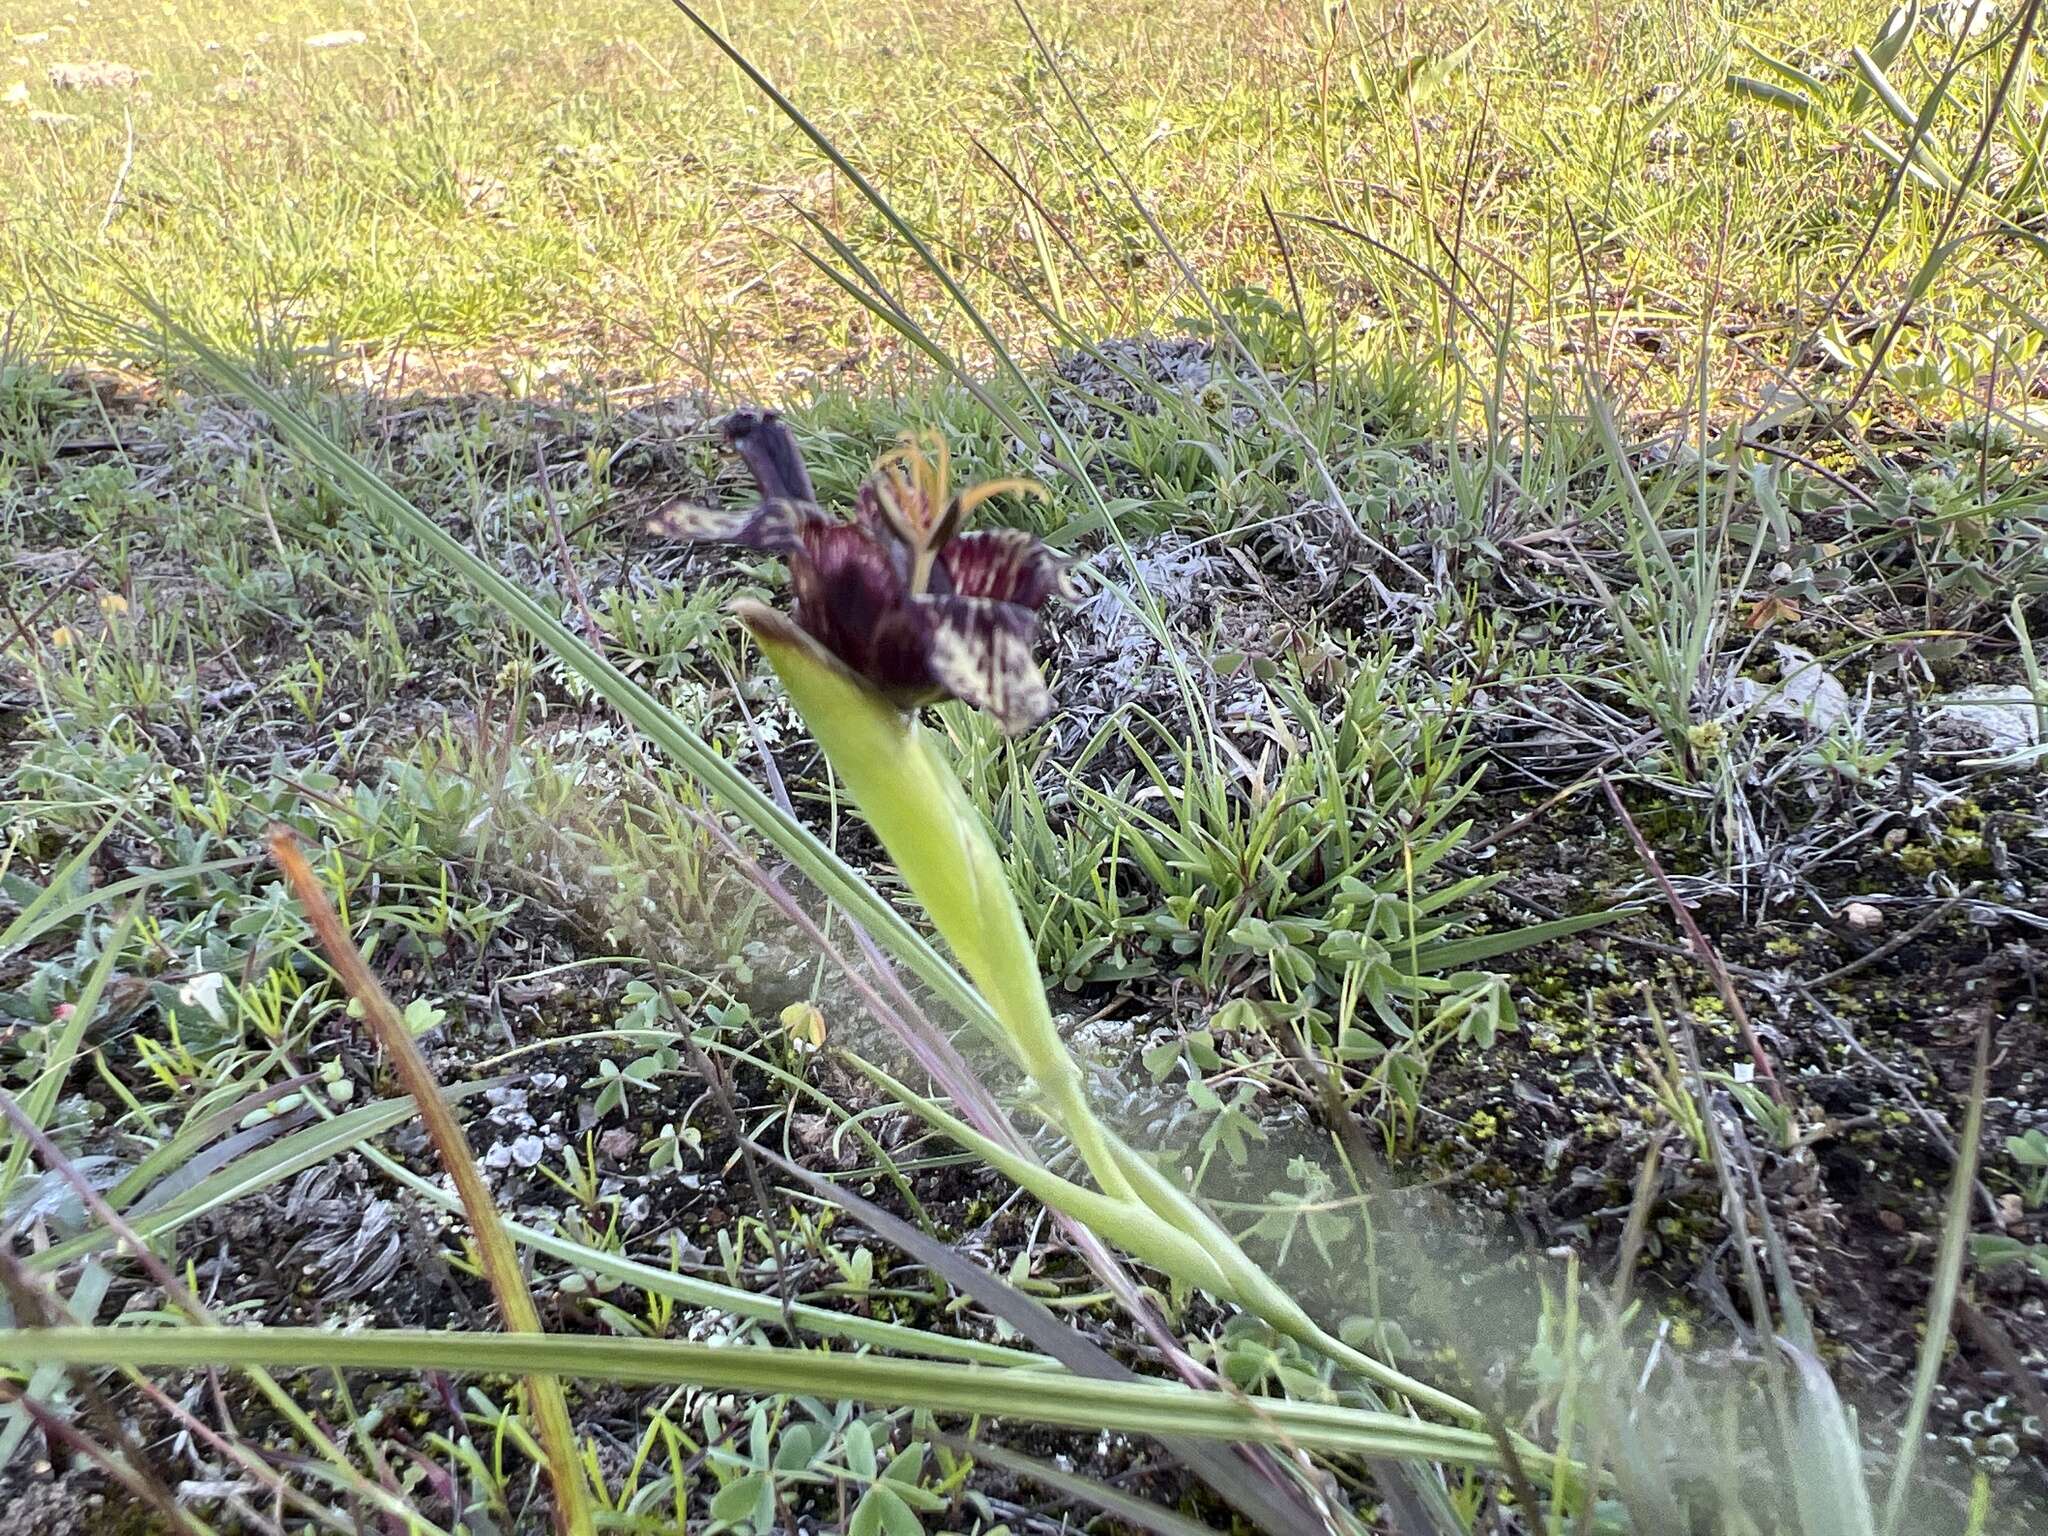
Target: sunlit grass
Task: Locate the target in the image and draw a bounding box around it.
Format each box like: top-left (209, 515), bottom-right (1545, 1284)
top-left (7, 0), bottom-right (2036, 422)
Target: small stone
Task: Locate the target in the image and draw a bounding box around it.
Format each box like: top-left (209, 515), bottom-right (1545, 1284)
top-left (1844, 902), bottom-right (1884, 932)
top-left (1933, 685), bottom-right (2042, 757)
top-left (305, 29), bottom-right (367, 49)
top-left (47, 60), bottom-right (144, 91)
top-left (456, 168), bottom-right (509, 214)
top-left (1997, 1193), bottom-right (2024, 1230)
top-left (1877, 1209), bottom-right (1906, 1234)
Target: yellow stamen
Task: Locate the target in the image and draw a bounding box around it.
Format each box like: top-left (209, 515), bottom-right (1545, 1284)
top-left (867, 431), bottom-right (1049, 595)
top-left (954, 478), bottom-right (1049, 519)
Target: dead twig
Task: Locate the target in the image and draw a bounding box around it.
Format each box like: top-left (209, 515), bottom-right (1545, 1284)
top-left (266, 827), bottom-right (592, 1536)
top-left (532, 435), bottom-right (604, 644)
top-left (1601, 773), bottom-right (1781, 1100)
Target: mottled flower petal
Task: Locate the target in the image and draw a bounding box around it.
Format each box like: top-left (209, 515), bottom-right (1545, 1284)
top-left (723, 408), bottom-right (816, 504)
top-left (936, 529), bottom-right (1077, 610)
top-left (646, 496), bottom-right (822, 552)
top-left (680, 415), bottom-right (1064, 731)
top-left (916, 596), bottom-right (1053, 734)
top-left (849, 480), bottom-right (915, 587)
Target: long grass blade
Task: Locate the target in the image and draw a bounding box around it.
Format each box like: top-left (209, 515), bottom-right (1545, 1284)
top-left (0, 813), bottom-right (119, 951)
top-left (0, 855), bottom-right (250, 954)
top-left (358, 1143), bottom-right (1048, 1369)
top-left (1407, 908), bottom-right (1618, 971)
top-left (29, 1085), bottom-right (490, 1271)
top-left (0, 1327), bottom-right (1508, 1466)
top-left (1782, 1339), bottom-right (1879, 1536)
top-left (1728, 74), bottom-right (1816, 117)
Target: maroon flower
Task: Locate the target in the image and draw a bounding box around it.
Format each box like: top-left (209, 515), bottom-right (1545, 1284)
top-left (651, 409), bottom-right (1074, 734)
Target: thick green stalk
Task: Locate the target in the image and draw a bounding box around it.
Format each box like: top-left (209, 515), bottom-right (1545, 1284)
top-left (739, 605), bottom-right (1507, 1441)
top-left (848, 1058), bottom-right (1237, 1296)
top-left (741, 604), bottom-right (1134, 1202)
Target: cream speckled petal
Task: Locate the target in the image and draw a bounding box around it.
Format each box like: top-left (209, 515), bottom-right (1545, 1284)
top-left (916, 597), bottom-right (1052, 735)
top-left (646, 497), bottom-right (823, 553)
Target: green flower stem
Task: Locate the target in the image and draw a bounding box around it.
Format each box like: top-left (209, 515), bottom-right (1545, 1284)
top-left (741, 607), bottom-right (1509, 1443)
top-left (849, 1057), bottom-right (1238, 1296)
top-left (741, 602), bottom-right (1135, 1207)
top-left (1100, 1112), bottom-right (1494, 1429)
top-left (861, 1059), bottom-right (1540, 1456)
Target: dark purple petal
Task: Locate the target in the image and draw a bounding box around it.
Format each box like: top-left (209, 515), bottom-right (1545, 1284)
top-left (791, 523), bottom-right (911, 683)
top-left (700, 416), bottom-right (1063, 732)
top-left (723, 408), bottom-right (816, 504)
top-left (935, 530), bottom-right (1075, 610)
top-left (913, 596), bottom-right (1053, 734)
top-left (646, 496), bottom-right (824, 554)
top-left (865, 607), bottom-right (944, 700)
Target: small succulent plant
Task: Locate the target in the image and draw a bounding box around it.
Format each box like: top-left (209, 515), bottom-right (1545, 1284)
top-left (650, 409), bottom-right (1074, 733)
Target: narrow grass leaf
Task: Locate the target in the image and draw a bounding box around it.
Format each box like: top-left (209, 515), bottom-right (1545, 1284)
top-left (1858, 126), bottom-right (1960, 192)
top-left (0, 1327), bottom-right (1507, 1467)
top-left (267, 829), bottom-right (594, 1536)
top-left (1739, 45), bottom-right (1834, 99)
top-left (1728, 74), bottom-right (1815, 117)
top-left (361, 1144), bottom-right (1048, 1369)
top-left (1407, 908), bottom-right (1619, 971)
top-left (1852, 46), bottom-right (1928, 135)
top-left (106, 1074), bottom-right (322, 1214)
top-left (0, 856), bottom-right (248, 954)
top-left (0, 813), bottom-right (118, 951)
top-left (28, 1085), bottom-right (489, 1271)
top-left (1782, 1339), bottom-right (1878, 1536)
